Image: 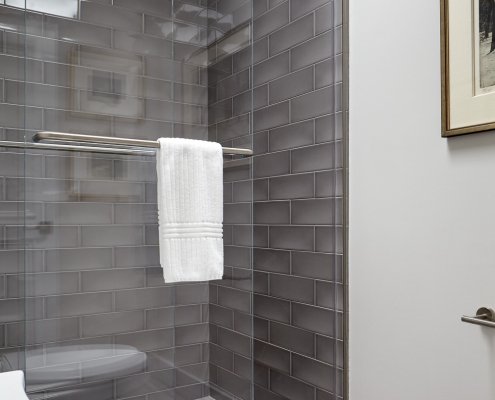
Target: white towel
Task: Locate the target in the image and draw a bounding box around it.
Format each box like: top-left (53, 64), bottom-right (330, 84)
top-left (156, 138), bottom-right (224, 282)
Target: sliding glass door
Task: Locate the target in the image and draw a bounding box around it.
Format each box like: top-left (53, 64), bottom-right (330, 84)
top-left (0, 0), bottom-right (255, 399)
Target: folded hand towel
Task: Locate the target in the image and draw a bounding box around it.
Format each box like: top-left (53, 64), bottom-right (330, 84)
top-left (156, 138), bottom-right (223, 282)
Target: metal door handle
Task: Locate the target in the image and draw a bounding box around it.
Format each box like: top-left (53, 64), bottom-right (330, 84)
top-left (461, 307), bottom-right (495, 328)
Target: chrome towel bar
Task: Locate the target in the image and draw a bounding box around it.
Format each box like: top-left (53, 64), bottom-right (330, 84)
top-left (34, 131), bottom-right (253, 156)
top-left (461, 307), bottom-right (495, 328)
top-left (0, 141), bottom-right (157, 156)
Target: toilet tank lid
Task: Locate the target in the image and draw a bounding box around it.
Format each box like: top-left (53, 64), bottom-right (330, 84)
top-left (0, 370), bottom-right (29, 400)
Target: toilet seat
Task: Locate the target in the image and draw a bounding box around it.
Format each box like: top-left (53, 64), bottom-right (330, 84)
top-left (26, 345), bottom-right (145, 394)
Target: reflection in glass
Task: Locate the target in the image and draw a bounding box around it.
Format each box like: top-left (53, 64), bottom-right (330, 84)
top-left (6, 0), bottom-right (78, 18)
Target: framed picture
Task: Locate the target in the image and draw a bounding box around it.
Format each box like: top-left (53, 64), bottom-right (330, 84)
top-left (441, 0), bottom-right (495, 136)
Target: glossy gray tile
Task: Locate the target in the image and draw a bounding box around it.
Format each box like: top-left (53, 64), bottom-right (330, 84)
top-left (315, 334), bottom-right (336, 365)
top-left (270, 321), bottom-right (315, 356)
top-left (253, 51), bottom-right (290, 87)
top-left (7, 272), bottom-right (79, 297)
top-left (269, 66), bottom-right (314, 104)
top-left (6, 317), bottom-right (79, 346)
top-left (315, 226), bottom-right (336, 253)
top-left (46, 247), bottom-right (113, 272)
top-left (44, 15), bottom-right (112, 47)
top-left (217, 69), bottom-right (250, 101)
top-left (290, 0), bottom-right (328, 19)
top-left (270, 370), bottom-right (315, 400)
top-left (114, 203), bottom-right (158, 224)
top-left (254, 1), bottom-right (289, 40)
top-left (253, 294), bottom-right (290, 323)
top-left (218, 286), bottom-right (251, 313)
top-left (254, 102), bottom-right (290, 132)
top-left (315, 280), bottom-right (337, 309)
top-left (292, 251), bottom-right (334, 281)
top-left (176, 283), bottom-right (209, 305)
top-left (253, 151), bottom-right (290, 178)
top-left (270, 274), bottom-right (314, 304)
top-left (0, 8), bottom-right (42, 35)
top-left (253, 201), bottom-right (290, 224)
top-left (217, 326), bottom-right (251, 358)
top-left (291, 86), bottom-right (334, 122)
top-left (292, 353), bottom-right (335, 392)
top-left (253, 248), bottom-right (290, 274)
top-left (116, 370), bottom-right (175, 398)
top-left (114, 0), bottom-right (171, 17)
top-left (0, 54), bottom-right (43, 82)
top-left (216, 114), bottom-right (251, 141)
top-left (115, 328), bottom-right (174, 352)
top-left (254, 340), bottom-right (290, 373)
top-left (292, 198), bottom-right (334, 225)
top-left (147, 305), bottom-right (202, 329)
top-left (81, 225), bottom-right (144, 247)
top-left (269, 173), bottom-right (314, 200)
top-left (80, 1), bottom-right (142, 32)
top-left (81, 310), bottom-right (144, 337)
top-left (269, 226), bottom-right (314, 251)
top-left (315, 2), bottom-right (334, 34)
top-left (175, 323), bottom-right (209, 346)
top-left (81, 269), bottom-right (145, 292)
top-left (292, 303), bottom-right (334, 336)
top-left (216, 367), bottom-right (252, 400)
top-left (315, 114), bottom-right (336, 143)
top-left (45, 203), bottom-right (113, 225)
top-left (315, 58), bottom-right (335, 88)
top-left (291, 30), bottom-right (334, 71)
top-left (269, 13), bottom-right (314, 56)
top-left (115, 287), bottom-right (174, 311)
top-left (269, 120), bottom-right (314, 152)
top-left (6, 225), bottom-right (78, 249)
top-left (210, 304), bottom-right (234, 330)
top-left (45, 292), bottom-right (113, 318)
top-left (291, 143), bottom-right (334, 173)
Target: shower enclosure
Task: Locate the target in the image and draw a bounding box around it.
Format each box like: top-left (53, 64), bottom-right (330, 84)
top-left (0, 0), bottom-right (346, 399)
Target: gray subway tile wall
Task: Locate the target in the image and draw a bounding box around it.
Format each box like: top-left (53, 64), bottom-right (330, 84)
top-left (0, 0), bottom-right (345, 399)
top-left (0, 0), bottom-right (216, 398)
top-left (208, 0), bottom-right (344, 398)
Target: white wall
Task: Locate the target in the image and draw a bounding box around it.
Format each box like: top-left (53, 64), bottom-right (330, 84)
top-left (349, 0), bottom-right (495, 399)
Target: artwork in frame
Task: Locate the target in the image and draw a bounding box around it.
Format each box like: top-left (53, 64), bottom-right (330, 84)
top-left (441, 0), bottom-right (495, 136)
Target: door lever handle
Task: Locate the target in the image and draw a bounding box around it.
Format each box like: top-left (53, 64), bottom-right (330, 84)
top-left (461, 307), bottom-right (495, 328)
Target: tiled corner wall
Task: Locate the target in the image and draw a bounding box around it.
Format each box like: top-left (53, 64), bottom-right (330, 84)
top-left (208, 0), bottom-right (345, 399)
top-left (0, 1), bottom-right (214, 399)
top-left (0, 0), bottom-right (346, 398)
top-left (205, 1), bottom-right (254, 399)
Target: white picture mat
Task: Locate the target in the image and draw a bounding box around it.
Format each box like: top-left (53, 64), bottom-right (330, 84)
top-left (449, 0), bottom-right (495, 129)
top-left (472, 0), bottom-right (495, 94)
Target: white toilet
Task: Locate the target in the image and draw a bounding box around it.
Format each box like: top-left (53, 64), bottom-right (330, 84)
top-left (0, 371), bottom-right (29, 400)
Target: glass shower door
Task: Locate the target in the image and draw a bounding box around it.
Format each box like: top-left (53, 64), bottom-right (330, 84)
top-left (0, 0), bottom-right (255, 398)
top-left (0, 0), bottom-right (252, 400)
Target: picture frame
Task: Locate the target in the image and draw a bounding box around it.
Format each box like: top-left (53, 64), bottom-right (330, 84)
top-left (441, 0), bottom-right (495, 137)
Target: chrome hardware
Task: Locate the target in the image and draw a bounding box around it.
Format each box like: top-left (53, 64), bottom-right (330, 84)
top-left (34, 131), bottom-right (253, 156)
top-left (0, 131), bottom-right (254, 157)
top-left (461, 307), bottom-right (495, 328)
